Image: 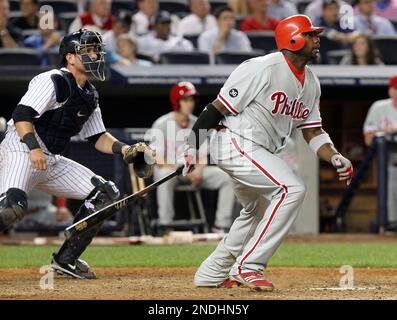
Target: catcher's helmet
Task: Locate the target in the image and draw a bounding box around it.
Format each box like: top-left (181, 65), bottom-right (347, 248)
top-left (170, 82), bottom-right (198, 111)
top-left (275, 15), bottom-right (323, 52)
top-left (59, 29), bottom-right (106, 81)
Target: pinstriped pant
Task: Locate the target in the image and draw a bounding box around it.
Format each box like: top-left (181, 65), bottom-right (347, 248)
top-left (0, 149), bottom-right (95, 200)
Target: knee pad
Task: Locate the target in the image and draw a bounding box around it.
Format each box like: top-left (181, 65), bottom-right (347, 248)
top-left (0, 188), bottom-right (28, 232)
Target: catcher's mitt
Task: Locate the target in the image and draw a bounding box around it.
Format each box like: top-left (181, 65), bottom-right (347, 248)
top-left (123, 142), bottom-right (156, 178)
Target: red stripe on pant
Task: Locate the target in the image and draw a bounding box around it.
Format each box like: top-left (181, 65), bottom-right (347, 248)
top-left (231, 137), bottom-right (288, 274)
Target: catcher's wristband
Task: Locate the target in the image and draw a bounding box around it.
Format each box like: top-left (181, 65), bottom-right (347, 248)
top-left (112, 141), bottom-right (128, 155)
top-left (22, 132), bottom-right (40, 150)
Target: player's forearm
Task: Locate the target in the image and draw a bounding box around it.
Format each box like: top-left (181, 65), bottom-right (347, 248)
top-left (316, 143), bottom-right (340, 163)
top-left (95, 132), bottom-right (129, 155)
top-left (302, 127), bottom-right (339, 163)
top-left (15, 121), bottom-right (35, 140)
top-left (364, 132), bottom-right (375, 146)
top-left (186, 99), bottom-right (230, 149)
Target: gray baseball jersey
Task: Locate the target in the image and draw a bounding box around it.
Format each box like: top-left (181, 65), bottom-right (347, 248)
top-left (0, 68), bottom-right (106, 199)
top-left (363, 98), bottom-right (397, 134)
top-left (363, 98), bottom-right (397, 224)
top-left (195, 52), bottom-right (322, 286)
top-left (218, 52), bottom-right (322, 154)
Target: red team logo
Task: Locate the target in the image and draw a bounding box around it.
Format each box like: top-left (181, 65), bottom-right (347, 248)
top-left (270, 91), bottom-right (310, 120)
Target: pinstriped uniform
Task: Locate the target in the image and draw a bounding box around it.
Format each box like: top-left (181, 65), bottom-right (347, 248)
top-left (0, 68), bottom-right (106, 200)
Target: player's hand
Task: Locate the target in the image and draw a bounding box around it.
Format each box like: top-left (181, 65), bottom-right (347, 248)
top-left (331, 154), bottom-right (353, 186)
top-left (30, 149), bottom-right (48, 170)
top-left (179, 145), bottom-right (197, 176)
top-left (187, 167), bottom-right (203, 186)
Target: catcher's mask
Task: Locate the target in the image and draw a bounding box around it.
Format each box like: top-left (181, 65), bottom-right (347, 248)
top-left (60, 29), bottom-right (106, 81)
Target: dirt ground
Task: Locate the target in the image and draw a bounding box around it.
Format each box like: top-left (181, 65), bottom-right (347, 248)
top-left (0, 267), bottom-right (396, 300)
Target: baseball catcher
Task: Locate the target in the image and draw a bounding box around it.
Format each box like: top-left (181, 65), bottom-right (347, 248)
top-left (0, 29), bottom-right (154, 279)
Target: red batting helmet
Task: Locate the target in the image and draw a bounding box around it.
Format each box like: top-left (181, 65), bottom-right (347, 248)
top-left (275, 15), bottom-right (323, 52)
top-left (170, 81), bottom-right (198, 111)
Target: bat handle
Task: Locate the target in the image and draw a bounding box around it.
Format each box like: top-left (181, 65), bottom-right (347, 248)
top-left (176, 165), bottom-right (184, 175)
top-left (64, 228), bottom-right (73, 240)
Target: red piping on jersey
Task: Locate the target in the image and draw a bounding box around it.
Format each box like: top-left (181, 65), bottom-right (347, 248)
top-left (218, 93), bottom-right (239, 115)
top-left (296, 121), bottom-right (322, 129)
top-left (230, 137), bottom-right (288, 274)
top-left (283, 56), bottom-right (305, 87)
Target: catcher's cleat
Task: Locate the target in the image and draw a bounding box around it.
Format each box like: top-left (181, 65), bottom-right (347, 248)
top-left (51, 254), bottom-right (97, 279)
top-left (229, 272), bottom-right (274, 291)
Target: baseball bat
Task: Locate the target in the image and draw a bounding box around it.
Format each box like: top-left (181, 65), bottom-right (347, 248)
top-left (64, 166), bottom-right (183, 240)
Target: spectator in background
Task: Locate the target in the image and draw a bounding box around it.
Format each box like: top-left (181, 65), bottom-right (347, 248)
top-left (354, 0), bottom-right (396, 35)
top-left (69, 0), bottom-right (115, 34)
top-left (78, 0), bottom-right (89, 13)
top-left (111, 34), bottom-right (152, 66)
top-left (13, 0), bottom-right (39, 30)
top-left (0, 0), bottom-right (20, 48)
top-left (198, 6), bottom-right (252, 55)
top-left (340, 33), bottom-right (384, 64)
top-left (373, 0), bottom-right (397, 19)
top-left (228, 0), bottom-right (251, 16)
top-left (178, 0), bottom-right (217, 36)
top-left (137, 11), bottom-right (193, 61)
top-left (240, 0), bottom-right (279, 32)
top-left (133, 0), bottom-right (159, 35)
top-left (150, 82), bottom-right (235, 234)
top-left (316, 0), bottom-right (358, 45)
top-left (363, 75), bottom-right (397, 227)
top-left (304, 0), bottom-right (350, 21)
top-left (102, 10), bottom-right (132, 52)
top-left (23, 15), bottom-right (61, 66)
top-left (267, 0), bottom-right (298, 21)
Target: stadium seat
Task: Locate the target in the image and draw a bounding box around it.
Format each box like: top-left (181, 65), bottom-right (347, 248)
top-left (391, 19), bottom-right (397, 31)
top-left (296, 0), bottom-right (312, 14)
top-left (215, 50), bottom-right (265, 64)
top-left (158, 0), bottom-right (188, 15)
top-left (326, 49), bottom-right (350, 65)
top-left (9, 0), bottom-right (19, 12)
top-left (0, 48), bottom-right (41, 66)
top-left (209, 0), bottom-right (228, 14)
top-left (184, 35), bottom-right (199, 49)
top-left (235, 15), bottom-right (246, 30)
top-left (47, 48), bottom-right (61, 66)
top-left (41, 1), bottom-right (78, 14)
top-left (159, 51), bottom-right (210, 64)
top-left (7, 11), bottom-right (21, 26)
top-left (136, 52), bottom-right (156, 63)
top-left (21, 29), bottom-right (42, 39)
top-left (246, 31), bottom-right (277, 52)
top-left (373, 36), bottom-right (397, 65)
top-left (58, 12), bottom-right (77, 33)
top-left (317, 36), bottom-right (343, 64)
top-left (112, 0), bottom-right (136, 14)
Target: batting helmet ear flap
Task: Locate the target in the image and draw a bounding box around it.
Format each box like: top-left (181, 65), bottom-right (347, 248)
top-left (290, 34), bottom-right (305, 51)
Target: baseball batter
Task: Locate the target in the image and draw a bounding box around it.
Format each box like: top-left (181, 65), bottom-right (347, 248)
top-left (363, 75), bottom-right (397, 226)
top-left (181, 15), bottom-right (353, 290)
top-left (0, 29), bottom-right (152, 279)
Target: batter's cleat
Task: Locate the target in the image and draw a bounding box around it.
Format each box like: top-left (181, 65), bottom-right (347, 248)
top-left (50, 254), bottom-right (97, 279)
top-left (217, 279), bottom-right (240, 288)
top-left (229, 272), bottom-right (274, 291)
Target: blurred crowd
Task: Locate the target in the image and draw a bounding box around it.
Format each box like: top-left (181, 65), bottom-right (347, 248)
top-left (0, 0), bottom-right (397, 67)
top-left (0, 0), bottom-right (396, 66)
